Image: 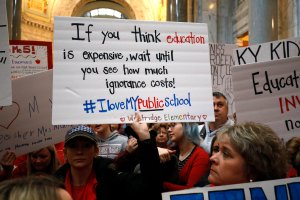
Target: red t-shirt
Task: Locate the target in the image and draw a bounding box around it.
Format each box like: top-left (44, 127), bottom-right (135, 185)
top-left (65, 170), bottom-right (97, 200)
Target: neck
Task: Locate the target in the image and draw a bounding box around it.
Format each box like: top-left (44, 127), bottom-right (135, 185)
top-left (178, 140), bottom-right (195, 160)
top-left (70, 164), bottom-right (93, 186)
top-left (210, 118), bottom-right (228, 131)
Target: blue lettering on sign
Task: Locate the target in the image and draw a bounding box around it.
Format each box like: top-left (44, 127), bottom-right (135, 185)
top-left (288, 182), bottom-right (300, 200)
top-left (209, 189), bottom-right (245, 200)
top-left (249, 187), bottom-right (267, 200)
top-left (275, 185), bottom-right (288, 200)
top-left (170, 193), bottom-right (204, 200)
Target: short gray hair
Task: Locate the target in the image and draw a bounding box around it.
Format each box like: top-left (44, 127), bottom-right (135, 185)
top-left (216, 122), bottom-right (288, 181)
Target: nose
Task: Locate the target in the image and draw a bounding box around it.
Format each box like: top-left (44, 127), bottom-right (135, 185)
top-left (213, 103), bottom-right (218, 111)
top-left (209, 152), bottom-right (219, 164)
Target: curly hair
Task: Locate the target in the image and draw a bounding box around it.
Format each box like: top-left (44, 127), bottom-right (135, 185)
top-left (286, 137), bottom-right (300, 174)
top-left (216, 122), bottom-right (288, 181)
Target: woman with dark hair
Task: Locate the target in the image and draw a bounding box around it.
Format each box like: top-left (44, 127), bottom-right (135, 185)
top-left (286, 137), bottom-right (300, 177)
top-left (209, 122), bottom-right (288, 186)
top-left (163, 122), bottom-right (210, 191)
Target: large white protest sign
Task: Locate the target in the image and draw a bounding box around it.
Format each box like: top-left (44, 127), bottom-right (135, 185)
top-left (0, 70), bottom-right (73, 157)
top-left (233, 37), bottom-right (300, 66)
top-left (53, 17), bottom-right (214, 125)
top-left (210, 43), bottom-right (236, 116)
top-left (232, 56), bottom-right (300, 141)
top-left (162, 177), bottom-right (300, 200)
top-left (0, 0), bottom-right (12, 106)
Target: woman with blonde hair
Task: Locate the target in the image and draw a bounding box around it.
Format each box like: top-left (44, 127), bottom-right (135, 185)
top-left (208, 122), bottom-right (288, 186)
top-left (0, 175), bottom-right (72, 200)
top-left (0, 145), bottom-right (61, 179)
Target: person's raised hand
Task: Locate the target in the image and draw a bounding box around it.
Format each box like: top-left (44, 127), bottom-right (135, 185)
top-left (131, 112), bottom-right (150, 141)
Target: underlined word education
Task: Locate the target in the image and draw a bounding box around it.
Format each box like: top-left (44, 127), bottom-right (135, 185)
top-left (82, 93), bottom-right (191, 114)
top-left (166, 32), bottom-right (205, 44)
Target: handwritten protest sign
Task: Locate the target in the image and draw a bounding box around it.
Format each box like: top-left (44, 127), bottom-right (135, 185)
top-left (162, 177), bottom-right (300, 200)
top-left (53, 17), bottom-right (214, 125)
top-left (0, 0), bottom-right (12, 106)
top-left (232, 56), bottom-right (300, 141)
top-left (9, 40), bottom-right (53, 79)
top-left (0, 70), bottom-right (73, 157)
top-left (233, 37), bottom-right (300, 66)
top-left (210, 43), bottom-right (236, 116)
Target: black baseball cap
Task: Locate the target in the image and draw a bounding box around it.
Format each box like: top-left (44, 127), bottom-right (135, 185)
top-left (65, 125), bottom-right (98, 146)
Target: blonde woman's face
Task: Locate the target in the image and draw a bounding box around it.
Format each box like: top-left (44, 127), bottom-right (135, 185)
top-left (208, 134), bottom-right (249, 186)
top-left (30, 148), bottom-right (52, 171)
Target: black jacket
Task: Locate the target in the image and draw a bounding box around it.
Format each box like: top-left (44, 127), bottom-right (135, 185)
top-left (54, 139), bottom-right (162, 200)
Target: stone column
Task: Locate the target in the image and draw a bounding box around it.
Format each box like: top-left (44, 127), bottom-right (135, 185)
top-left (217, 0), bottom-right (233, 44)
top-left (167, 0), bottom-right (188, 22)
top-left (297, 0), bottom-right (300, 36)
top-left (249, 0), bottom-right (278, 45)
top-left (12, 0), bottom-right (22, 40)
top-left (6, 0), bottom-right (13, 39)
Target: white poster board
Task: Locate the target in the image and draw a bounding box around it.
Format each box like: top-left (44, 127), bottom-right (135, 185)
top-left (232, 56), bottom-right (300, 141)
top-left (210, 43), bottom-right (236, 116)
top-left (0, 70), bottom-right (73, 157)
top-left (233, 37), bottom-right (300, 66)
top-left (162, 177), bottom-right (300, 200)
top-left (53, 17), bottom-right (214, 125)
top-left (0, 0), bottom-right (12, 106)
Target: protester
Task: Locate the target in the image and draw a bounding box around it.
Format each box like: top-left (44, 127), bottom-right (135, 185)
top-left (200, 92), bottom-right (234, 153)
top-left (0, 175), bottom-right (72, 200)
top-left (55, 113), bottom-right (162, 200)
top-left (0, 145), bottom-right (61, 180)
top-left (155, 124), bottom-right (170, 148)
top-left (286, 137), bottom-right (300, 177)
top-left (208, 122), bottom-right (288, 186)
top-left (89, 124), bottom-right (128, 159)
top-left (163, 122), bottom-right (210, 191)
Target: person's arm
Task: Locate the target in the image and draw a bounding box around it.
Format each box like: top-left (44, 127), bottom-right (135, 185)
top-left (102, 113), bottom-right (163, 200)
top-left (131, 112), bottom-right (163, 199)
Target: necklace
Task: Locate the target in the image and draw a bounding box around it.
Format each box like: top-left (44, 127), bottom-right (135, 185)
top-left (179, 145), bottom-right (195, 161)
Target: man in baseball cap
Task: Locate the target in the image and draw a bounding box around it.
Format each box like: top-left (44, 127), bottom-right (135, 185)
top-left (54, 114), bottom-right (163, 200)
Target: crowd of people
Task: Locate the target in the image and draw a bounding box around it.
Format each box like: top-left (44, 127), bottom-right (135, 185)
top-left (0, 92), bottom-right (299, 200)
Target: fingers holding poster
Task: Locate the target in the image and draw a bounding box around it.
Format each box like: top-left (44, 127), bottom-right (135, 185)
top-left (52, 17), bottom-right (215, 125)
top-left (232, 56), bottom-right (300, 141)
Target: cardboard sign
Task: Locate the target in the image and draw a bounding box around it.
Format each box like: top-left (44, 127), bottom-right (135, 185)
top-left (233, 37), bottom-right (300, 66)
top-left (0, 0), bottom-right (12, 106)
top-left (0, 70), bottom-right (73, 157)
top-left (9, 40), bottom-right (53, 79)
top-left (162, 177), bottom-right (300, 200)
top-left (231, 56), bottom-right (300, 141)
top-left (210, 43), bottom-right (236, 116)
top-left (52, 17), bottom-right (214, 125)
